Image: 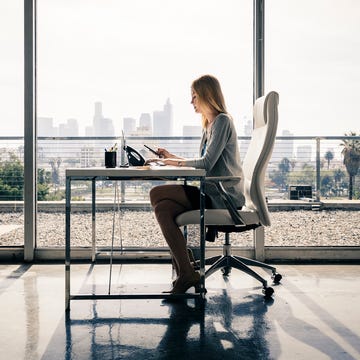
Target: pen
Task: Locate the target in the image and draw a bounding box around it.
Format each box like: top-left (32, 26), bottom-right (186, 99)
top-left (107, 143), bottom-right (118, 152)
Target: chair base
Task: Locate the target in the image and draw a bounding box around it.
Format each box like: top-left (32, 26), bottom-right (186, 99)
top-left (203, 254), bottom-right (278, 289)
top-left (195, 232), bottom-right (282, 295)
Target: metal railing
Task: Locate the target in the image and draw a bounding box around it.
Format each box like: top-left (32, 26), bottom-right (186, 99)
top-left (0, 135), bottom-right (359, 202)
top-left (1, 135), bottom-right (359, 256)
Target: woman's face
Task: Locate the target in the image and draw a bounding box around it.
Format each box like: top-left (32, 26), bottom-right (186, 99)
top-left (191, 90), bottom-right (202, 114)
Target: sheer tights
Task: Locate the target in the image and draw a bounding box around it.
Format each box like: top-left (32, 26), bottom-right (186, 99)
top-left (149, 184), bottom-right (196, 278)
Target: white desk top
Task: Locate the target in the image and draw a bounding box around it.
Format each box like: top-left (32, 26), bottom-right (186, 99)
top-left (66, 166), bottom-right (206, 178)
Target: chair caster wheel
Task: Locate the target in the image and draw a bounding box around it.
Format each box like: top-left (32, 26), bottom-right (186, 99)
top-left (221, 266), bottom-right (231, 276)
top-left (272, 273), bottom-right (282, 284)
top-left (263, 286), bottom-right (274, 298)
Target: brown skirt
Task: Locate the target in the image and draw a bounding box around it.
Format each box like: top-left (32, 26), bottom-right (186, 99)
top-left (182, 185), bottom-right (212, 210)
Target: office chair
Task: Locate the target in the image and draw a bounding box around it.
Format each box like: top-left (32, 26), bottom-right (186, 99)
top-left (176, 91), bottom-right (282, 297)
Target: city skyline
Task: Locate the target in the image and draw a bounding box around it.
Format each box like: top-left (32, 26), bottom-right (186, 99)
top-left (38, 98), bottom-right (181, 137)
top-left (37, 98), bottom-right (292, 139)
top-left (1, 1), bottom-right (360, 137)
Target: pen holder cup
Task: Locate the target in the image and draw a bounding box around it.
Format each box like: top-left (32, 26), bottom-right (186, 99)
top-left (105, 151), bottom-right (117, 168)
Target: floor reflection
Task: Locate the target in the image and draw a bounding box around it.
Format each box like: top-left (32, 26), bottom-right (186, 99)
top-left (2, 263), bottom-right (360, 359)
top-left (24, 275), bottom-right (40, 360)
top-left (0, 264), bottom-right (39, 359)
top-left (41, 283), bottom-right (274, 360)
top-left (0, 263), bottom-right (32, 295)
top-left (38, 265), bottom-right (360, 360)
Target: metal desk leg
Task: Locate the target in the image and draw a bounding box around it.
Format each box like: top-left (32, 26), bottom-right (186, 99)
top-left (65, 176), bottom-right (71, 310)
top-left (199, 178), bottom-right (206, 298)
top-left (91, 178), bottom-right (96, 262)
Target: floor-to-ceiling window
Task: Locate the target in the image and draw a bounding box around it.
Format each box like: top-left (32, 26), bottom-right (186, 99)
top-left (1, 1), bottom-right (359, 258)
top-left (0, 0), bottom-right (24, 248)
top-left (265, 0), bottom-right (360, 247)
top-left (36, 0), bottom-right (253, 249)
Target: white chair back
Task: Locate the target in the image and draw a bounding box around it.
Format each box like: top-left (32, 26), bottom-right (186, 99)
top-left (242, 91), bottom-right (279, 226)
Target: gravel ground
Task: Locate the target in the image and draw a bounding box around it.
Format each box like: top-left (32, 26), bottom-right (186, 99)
top-left (1, 209), bottom-right (359, 247)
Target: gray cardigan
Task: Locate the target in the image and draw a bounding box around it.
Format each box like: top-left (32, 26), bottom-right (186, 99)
top-left (184, 113), bottom-right (245, 209)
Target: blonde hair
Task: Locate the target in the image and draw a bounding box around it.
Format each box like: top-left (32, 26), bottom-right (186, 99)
top-left (191, 75), bottom-right (228, 128)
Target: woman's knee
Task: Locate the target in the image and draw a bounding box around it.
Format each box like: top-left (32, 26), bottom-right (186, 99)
top-left (149, 185), bottom-right (166, 206)
top-left (149, 186), bottom-right (157, 204)
top-left (153, 198), bottom-right (187, 220)
top-left (149, 184), bottom-right (182, 207)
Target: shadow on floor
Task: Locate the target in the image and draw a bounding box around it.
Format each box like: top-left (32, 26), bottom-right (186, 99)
top-left (42, 283), bottom-right (275, 359)
top-left (37, 265), bottom-right (360, 360)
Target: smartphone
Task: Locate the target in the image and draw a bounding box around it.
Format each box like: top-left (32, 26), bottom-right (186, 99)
top-left (144, 144), bottom-right (160, 156)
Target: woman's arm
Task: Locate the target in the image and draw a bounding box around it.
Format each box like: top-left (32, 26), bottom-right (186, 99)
top-left (157, 147), bottom-right (185, 160)
top-left (144, 148), bottom-right (186, 165)
top-left (159, 158), bottom-right (186, 166)
top-left (185, 114), bottom-right (232, 170)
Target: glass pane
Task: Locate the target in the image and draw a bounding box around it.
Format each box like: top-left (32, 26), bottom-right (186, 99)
top-left (0, 0), bottom-right (24, 247)
top-left (265, 0), bottom-right (360, 246)
top-left (37, 0), bottom-right (253, 248)
top-left (265, 0), bottom-right (360, 136)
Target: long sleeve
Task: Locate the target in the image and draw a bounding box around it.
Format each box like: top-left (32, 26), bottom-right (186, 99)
top-left (184, 113), bottom-right (245, 209)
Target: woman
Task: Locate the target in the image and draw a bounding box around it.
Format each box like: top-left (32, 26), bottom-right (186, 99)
top-left (147, 74), bottom-right (245, 294)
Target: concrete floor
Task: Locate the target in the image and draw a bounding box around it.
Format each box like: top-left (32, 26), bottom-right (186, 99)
top-left (0, 262), bottom-right (360, 360)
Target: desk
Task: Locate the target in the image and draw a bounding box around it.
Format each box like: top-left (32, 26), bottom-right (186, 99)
top-left (65, 166), bottom-right (206, 310)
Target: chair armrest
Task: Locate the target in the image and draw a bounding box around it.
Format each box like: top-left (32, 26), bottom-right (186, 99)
top-left (204, 176), bottom-right (244, 226)
top-left (205, 176), bottom-right (241, 183)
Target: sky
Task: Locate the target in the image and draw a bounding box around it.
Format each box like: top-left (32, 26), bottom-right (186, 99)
top-left (1, 0), bottom-right (360, 137)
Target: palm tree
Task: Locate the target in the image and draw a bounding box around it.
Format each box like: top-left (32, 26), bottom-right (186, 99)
top-left (333, 168), bottom-right (346, 196)
top-left (49, 157), bottom-right (62, 193)
top-left (340, 132), bottom-right (360, 200)
top-left (324, 150), bottom-right (334, 169)
top-left (278, 157), bottom-right (291, 174)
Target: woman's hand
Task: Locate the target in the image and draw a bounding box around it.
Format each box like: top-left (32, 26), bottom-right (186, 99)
top-left (144, 158), bottom-right (185, 167)
top-left (144, 158), bottom-right (159, 165)
top-left (157, 148), bottom-right (174, 159)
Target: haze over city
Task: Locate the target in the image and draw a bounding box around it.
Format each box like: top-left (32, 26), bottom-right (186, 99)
top-left (1, 0), bottom-right (359, 137)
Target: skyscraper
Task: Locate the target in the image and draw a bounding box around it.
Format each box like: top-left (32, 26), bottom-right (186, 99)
top-left (92, 101), bottom-right (115, 136)
top-left (123, 117), bottom-right (136, 134)
top-left (153, 98), bottom-right (173, 137)
top-left (38, 117), bottom-right (57, 137)
top-left (272, 130), bottom-right (294, 163)
top-left (182, 125), bottom-right (202, 158)
top-left (139, 113), bottom-right (152, 134)
top-left (59, 118), bottom-right (79, 136)
top-left (297, 145), bottom-right (312, 163)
